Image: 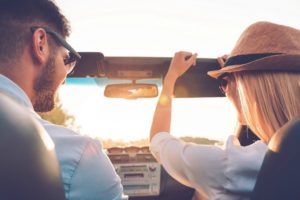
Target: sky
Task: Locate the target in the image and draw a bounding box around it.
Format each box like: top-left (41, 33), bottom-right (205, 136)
top-left (56, 0), bottom-right (300, 57)
top-left (55, 0), bottom-right (300, 142)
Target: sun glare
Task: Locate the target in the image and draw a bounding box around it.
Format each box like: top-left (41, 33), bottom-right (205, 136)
top-left (59, 81), bottom-right (237, 142)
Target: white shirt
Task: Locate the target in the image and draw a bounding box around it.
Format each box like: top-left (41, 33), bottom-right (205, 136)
top-left (0, 75), bottom-right (123, 200)
top-left (150, 132), bottom-right (268, 200)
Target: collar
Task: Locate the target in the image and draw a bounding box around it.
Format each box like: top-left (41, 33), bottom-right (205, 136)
top-left (0, 74), bottom-right (35, 112)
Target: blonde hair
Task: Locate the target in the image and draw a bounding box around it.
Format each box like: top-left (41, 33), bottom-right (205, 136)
top-left (235, 72), bottom-right (300, 143)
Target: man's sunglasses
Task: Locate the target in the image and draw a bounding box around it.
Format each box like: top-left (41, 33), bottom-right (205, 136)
top-left (30, 26), bottom-right (81, 73)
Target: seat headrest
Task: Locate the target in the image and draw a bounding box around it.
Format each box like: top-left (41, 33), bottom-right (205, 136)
top-left (268, 118), bottom-right (300, 153)
top-left (0, 93), bottom-right (65, 200)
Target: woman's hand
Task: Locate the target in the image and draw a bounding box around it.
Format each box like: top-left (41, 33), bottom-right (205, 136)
top-left (166, 51), bottom-right (197, 80)
top-left (217, 54), bottom-right (228, 68)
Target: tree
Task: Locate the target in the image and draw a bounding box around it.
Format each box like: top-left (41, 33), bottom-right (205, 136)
top-left (101, 136), bottom-right (222, 149)
top-left (38, 95), bottom-right (80, 132)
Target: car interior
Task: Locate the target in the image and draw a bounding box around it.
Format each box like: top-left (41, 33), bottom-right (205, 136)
top-left (1, 52), bottom-right (300, 199)
top-left (67, 52), bottom-right (260, 199)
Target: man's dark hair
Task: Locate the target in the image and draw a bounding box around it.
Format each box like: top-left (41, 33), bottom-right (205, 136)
top-left (0, 0), bottom-right (70, 65)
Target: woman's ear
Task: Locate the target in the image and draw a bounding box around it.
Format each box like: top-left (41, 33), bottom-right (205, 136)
top-left (31, 28), bottom-right (49, 65)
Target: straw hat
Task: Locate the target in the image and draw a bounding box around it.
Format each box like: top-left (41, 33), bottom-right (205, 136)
top-left (207, 21), bottom-right (300, 79)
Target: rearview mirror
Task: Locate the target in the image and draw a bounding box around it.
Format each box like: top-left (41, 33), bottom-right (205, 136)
top-left (104, 83), bottom-right (158, 99)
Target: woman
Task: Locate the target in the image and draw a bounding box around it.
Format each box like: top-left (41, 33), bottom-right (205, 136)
top-left (149, 21), bottom-right (300, 199)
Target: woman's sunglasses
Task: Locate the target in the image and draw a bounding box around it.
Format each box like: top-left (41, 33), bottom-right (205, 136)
top-left (217, 73), bottom-right (232, 94)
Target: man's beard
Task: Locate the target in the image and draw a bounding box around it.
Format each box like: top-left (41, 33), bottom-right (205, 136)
top-left (33, 54), bottom-right (57, 112)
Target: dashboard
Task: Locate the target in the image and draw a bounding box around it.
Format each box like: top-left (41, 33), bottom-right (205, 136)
top-left (107, 146), bottom-right (195, 200)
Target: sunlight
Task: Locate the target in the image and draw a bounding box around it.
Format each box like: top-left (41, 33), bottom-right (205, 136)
top-left (54, 0), bottom-right (300, 143)
top-left (59, 82), bottom-right (237, 142)
top-left (57, 0), bottom-right (300, 57)
top-left (39, 127), bottom-right (55, 151)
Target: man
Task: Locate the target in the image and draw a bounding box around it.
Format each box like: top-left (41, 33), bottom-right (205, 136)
top-left (0, 0), bottom-right (123, 199)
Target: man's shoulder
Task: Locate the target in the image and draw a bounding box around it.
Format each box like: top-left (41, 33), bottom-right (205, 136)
top-left (38, 118), bottom-right (102, 153)
top-left (37, 119), bottom-right (108, 187)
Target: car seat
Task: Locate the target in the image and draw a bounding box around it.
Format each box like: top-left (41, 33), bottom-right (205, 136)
top-left (251, 117), bottom-right (300, 200)
top-left (0, 94), bottom-right (66, 200)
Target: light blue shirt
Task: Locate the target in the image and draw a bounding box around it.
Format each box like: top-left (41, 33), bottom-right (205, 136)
top-left (0, 75), bottom-right (123, 200)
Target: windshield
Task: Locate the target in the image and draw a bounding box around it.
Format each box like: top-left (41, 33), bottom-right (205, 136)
top-left (57, 78), bottom-right (235, 147)
top-left (53, 0), bottom-right (300, 147)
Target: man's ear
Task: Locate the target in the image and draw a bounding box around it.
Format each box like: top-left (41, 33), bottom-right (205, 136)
top-left (31, 28), bottom-right (49, 65)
